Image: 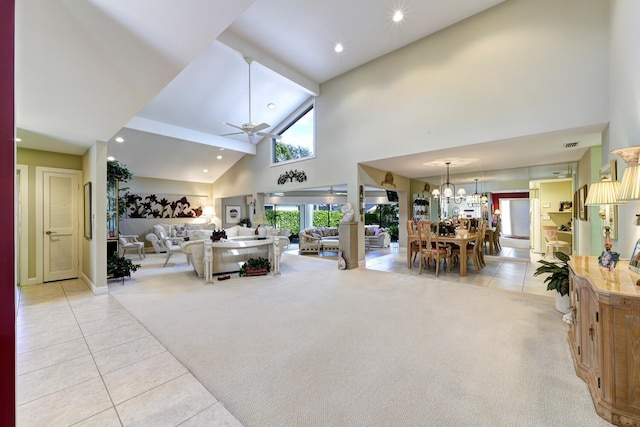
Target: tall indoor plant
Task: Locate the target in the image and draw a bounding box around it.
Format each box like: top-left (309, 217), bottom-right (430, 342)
top-left (106, 160), bottom-right (140, 280)
top-left (533, 251), bottom-right (571, 313)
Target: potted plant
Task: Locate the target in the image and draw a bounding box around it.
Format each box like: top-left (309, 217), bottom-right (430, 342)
top-left (108, 254), bottom-right (141, 284)
top-left (239, 257), bottom-right (271, 277)
top-left (107, 159), bottom-right (134, 218)
top-left (533, 251), bottom-right (572, 313)
top-left (238, 217), bottom-right (252, 228)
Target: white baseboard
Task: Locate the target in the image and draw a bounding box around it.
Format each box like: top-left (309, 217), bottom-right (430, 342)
top-left (81, 272), bottom-right (108, 295)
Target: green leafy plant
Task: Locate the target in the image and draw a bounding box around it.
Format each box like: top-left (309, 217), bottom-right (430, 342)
top-left (107, 254), bottom-right (141, 279)
top-left (239, 257), bottom-right (272, 276)
top-left (533, 251), bottom-right (572, 296)
top-left (107, 160), bottom-right (133, 187)
top-left (107, 160), bottom-right (134, 218)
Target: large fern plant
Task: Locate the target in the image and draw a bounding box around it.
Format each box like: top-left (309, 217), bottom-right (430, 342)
top-left (533, 251), bottom-right (572, 296)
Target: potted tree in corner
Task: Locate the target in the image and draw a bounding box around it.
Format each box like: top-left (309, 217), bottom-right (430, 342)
top-left (533, 251), bottom-right (572, 313)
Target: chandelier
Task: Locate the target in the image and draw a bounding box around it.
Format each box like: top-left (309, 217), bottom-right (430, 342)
top-left (431, 162), bottom-right (466, 204)
top-left (466, 178), bottom-right (487, 207)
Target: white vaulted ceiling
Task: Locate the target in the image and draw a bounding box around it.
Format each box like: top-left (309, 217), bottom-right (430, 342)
top-left (16, 0), bottom-right (515, 183)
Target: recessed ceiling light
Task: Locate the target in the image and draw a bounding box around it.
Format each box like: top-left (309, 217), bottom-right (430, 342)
top-left (115, 137), bottom-right (124, 143)
top-left (267, 103), bottom-right (276, 110)
top-left (334, 43), bottom-right (344, 53)
top-left (392, 10), bottom-right (404, 22)
top-left (107, 156), bottom-right (115, 161)
top-left (203, 169), bottom-right (208, 173)
top-left (217, 155), bottom-right (222, 160)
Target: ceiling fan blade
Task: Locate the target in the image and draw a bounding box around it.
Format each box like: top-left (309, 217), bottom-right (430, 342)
top-left (220, 131), bottom-right (244, 136)
top-left (257, 131), bottom-right (282, 140)
top-left (251, 122), bottom-right (270, 132)
top-left (223, 122), bottom-right (244, 131)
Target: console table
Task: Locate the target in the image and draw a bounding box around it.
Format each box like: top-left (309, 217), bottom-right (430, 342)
top-left (568, 256), bottom-right (640, 426)
top-left (202, 237), bottom-right (282, 283)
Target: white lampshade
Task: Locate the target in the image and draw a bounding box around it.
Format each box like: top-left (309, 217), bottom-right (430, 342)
top-left (585, 181), bottom-right (627, 206)
top-left (431, 189), bottom-right (440, 197)
top-left (253, 212), bottom-right (267, 225)
top-left (457, 188), bottom-right (466, 196)
top-left (617, 164), bottom-right (640, 201)
top-left (202, 205), bottom-right (214, 217)
top-left (443, 187), bottom-right (453, 198)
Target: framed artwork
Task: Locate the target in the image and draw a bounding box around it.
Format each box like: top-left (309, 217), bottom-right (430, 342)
top-left (578, 185), bottom-right (588, 221)
top-left (225, 205), bottom-right (241, 224)
top-left (84, 182), bottom-right (92, 239)
top-left (629, 239), bottom-right (640, 274)
top-left (573, 190), bottom-right (578, 219)
top-left (599, 160), bottom-right (618, 239)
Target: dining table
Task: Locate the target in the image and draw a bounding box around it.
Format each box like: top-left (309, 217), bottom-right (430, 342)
top-left (407, 232), bottom-right (479, 277)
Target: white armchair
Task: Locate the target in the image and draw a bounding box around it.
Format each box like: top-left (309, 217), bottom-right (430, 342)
top-left (298, 229), bottom-right (322, 254)
top-left (118, 233), bottom-right (145, 259)
top-left (144, 227), bottom-right (188, 267)
top-left (162, 236), bottom-right (187, 267)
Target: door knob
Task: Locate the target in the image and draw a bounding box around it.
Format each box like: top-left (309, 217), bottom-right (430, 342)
top-left (45, 230), bottom-right (57, 235)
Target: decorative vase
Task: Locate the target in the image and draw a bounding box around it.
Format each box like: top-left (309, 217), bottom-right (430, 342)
top-left (555, 290), bottom-right (571, 314)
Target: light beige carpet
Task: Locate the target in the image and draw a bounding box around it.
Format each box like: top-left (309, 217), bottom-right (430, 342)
top-left (111, 254), bottom-right (611, 427)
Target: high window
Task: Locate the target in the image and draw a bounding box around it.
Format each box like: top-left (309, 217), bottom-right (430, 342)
top-left (272, 103), bottom-right (315, 164)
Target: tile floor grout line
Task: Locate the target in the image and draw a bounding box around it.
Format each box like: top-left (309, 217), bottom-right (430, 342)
top-left (59, 281), bottom-right (125, 427)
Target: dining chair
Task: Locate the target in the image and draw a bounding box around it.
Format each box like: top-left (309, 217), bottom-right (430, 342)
top-left (406, 220), bottom-right (419, 267)
top-left (451, 222), bottom-right (486, 273)
top-left (417, 220), bottom-right (451, 277)
top-left (458, 218), bottom-right (471, 231)
top-left (543, 225), bottom-right (571, 258)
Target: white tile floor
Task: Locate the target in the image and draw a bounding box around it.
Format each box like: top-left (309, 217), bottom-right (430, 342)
top-left (16, 242), bottom-right (551, 426)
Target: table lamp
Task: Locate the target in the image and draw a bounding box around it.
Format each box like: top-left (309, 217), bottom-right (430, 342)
top-left (612, 146), bottom-right (640, 201)
top-left (253, 211), bottom-right (268, 237)
top-left (585, 180), bottom-right (626, 251)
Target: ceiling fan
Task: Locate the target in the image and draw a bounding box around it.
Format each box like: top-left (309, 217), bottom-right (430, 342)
top-left (328, 186), bottom-right (347, 196)
top-left (221, 57), bottom-right (281, 143)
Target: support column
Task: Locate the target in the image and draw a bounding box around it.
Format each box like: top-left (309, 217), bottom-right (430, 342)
top-left (339, 221), bottom-right (359, 269)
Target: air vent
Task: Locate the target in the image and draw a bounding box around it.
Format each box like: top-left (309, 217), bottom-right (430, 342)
top-left (564, 142), bottom-right (579, 148)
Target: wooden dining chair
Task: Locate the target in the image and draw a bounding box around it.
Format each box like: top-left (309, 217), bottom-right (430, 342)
top-left (417, 220), bottom-right (451, 277)
top-left (458, 218), bottom-right (471, 231)
top-left (451, 221), bottom-right (486, 273)
top-left (406, 220), bottom-right (420, 266)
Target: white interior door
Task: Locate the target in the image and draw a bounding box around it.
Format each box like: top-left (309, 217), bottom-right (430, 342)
top-left (43, 171), bottom-right (79, 282)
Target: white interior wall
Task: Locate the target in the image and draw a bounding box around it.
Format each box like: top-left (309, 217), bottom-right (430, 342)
top-left (608, 0), bottom-right (640, 257)
top-left (214, 0), bottom-right (608, 200)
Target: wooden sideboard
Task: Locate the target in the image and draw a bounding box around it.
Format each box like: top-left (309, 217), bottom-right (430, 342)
top-left (568, 256), bottom-right (640, 426)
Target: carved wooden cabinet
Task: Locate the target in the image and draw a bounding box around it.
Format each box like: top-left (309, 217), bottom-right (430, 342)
top-left (568, 256), bottom-right (640, 426)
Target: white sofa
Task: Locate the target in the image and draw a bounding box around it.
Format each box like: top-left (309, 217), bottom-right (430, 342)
top-left (145, 223), bottom-right (217, 253)
top-left (180, 225), bottom-right (289, 277)
top-left (364, 225), bottom-right (391, 248)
